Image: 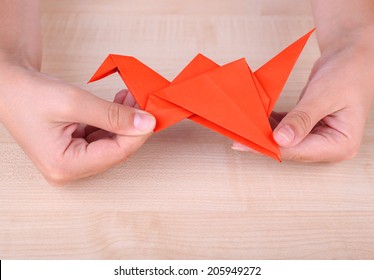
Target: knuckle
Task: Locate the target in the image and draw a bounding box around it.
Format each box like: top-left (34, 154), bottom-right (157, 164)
top-left (287, 110), bottom-right (313, 135)
top-left (42, 160), bottom-right (72, 187)
top-left (120, 145), bottom-right (136, 162)
top-left (331, 133), bottom-right (361, 162)
top-left (118, 137), bottom-right (147, 163)
top-left (343, 141), bottom-right (360, 161)
top-left (119, 154), bottom-right (130, 165)
top-left (282, 152), bottom-right (307, 162)
top-left (107, 103), bottom-right (126, 131)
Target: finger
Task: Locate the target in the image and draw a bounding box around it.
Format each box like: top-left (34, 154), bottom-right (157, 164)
top-left (61, 133), bottom-right (151, 183)
top-left (231, 129), bottom-right (347, 162)
top-left (69, 91), bottom-right (156, 136)
top-left (123, 91), bottom-right (137, 107)
top-left (114, 89), bottom-right (138, 107)
top-left (81, 90), bottom-right (132, 137)
top-left (280, 127), bottom-right (349, 162)
top-left (82, 89), bottom-right (139, 139)
top-left (84, 125), bottom-right (100, 137)
top-left (113, 89), bottom-right (128, 104)
top-left (270, 111), bottom-right (287, 123)
top-left (232, 111), bottom-right (286, 151)
top-left (86, 129), bottom-right (113, 143)
top-left (72, 123), bottom-right (86, 138)
top-left (273, 90), bottom-right (331, 148)
top-left (269, 115), bottom-right (282, 130)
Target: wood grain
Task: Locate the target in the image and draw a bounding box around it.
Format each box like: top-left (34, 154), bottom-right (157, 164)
top-left (0, 0), bottom-right (373, 259)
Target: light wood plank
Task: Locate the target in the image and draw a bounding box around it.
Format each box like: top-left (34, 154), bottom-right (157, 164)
top-left (0, 0), bottom-right (373, 259)
top-left (1, 211), bottom-right (374, 259)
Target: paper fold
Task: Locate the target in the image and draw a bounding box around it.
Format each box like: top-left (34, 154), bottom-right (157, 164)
top-left (89, 29), bottom-right (315, 160)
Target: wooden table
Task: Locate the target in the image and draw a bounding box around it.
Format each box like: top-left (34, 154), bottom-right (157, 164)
top-left (1, 0), bottom-right (373, 259)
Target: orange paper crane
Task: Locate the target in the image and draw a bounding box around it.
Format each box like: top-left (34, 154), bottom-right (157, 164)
top-left (89, 29), bottom-right (315, 161)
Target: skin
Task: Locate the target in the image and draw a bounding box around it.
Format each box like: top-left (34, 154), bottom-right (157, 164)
top-left (233, 0), bottom-right (374, 162)
top-left (0, 1), bottom-right (373, 185)
top-left (0, 0), bottom-right (156, 185)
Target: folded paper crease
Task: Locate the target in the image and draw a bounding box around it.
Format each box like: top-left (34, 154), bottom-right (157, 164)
top-left (89, 29), bottom-right (315, 161)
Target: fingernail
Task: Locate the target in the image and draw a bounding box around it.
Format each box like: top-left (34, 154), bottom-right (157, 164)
top-left (274, 125), bottom-right (295, 146)
top-left (133, 112), bottom-right (156, 132)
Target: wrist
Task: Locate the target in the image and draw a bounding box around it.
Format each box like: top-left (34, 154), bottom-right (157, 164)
top-left (0, 56), bottom-right (32, 121)
top-left (311, 28), bottom-right (374, 102)
top-left (317, 25), bottom-right (374, 56)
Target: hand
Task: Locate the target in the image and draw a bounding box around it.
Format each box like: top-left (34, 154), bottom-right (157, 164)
top-left (233, 39), bottom-right (374, 162)
top-left (0, 64), bottom-right (156, 185)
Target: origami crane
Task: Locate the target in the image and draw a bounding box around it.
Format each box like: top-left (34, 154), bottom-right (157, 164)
top-left (89, 29), bottom-right (315, 161)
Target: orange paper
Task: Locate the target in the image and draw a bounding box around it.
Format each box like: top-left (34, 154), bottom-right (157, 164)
top-left (89, 29), bottom-right (315, 161)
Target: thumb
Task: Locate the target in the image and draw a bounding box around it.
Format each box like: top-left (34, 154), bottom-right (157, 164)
top-left (70, 90), bottom-right (156, 135)
top-left (273, 98), bottom-right (326, 147)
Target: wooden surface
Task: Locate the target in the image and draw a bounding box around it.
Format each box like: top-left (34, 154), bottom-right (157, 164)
top-left (1, 0), bottom-right (374, 259)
